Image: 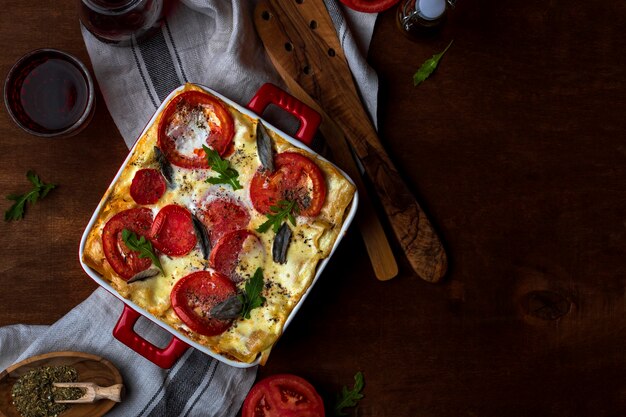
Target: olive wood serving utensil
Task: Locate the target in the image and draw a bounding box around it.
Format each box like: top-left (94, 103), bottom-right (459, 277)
top-left (0, 351), bottom-right (123, 417)
top-left (254, 0), bottom-right (447, 282)
top-left (53, 382), bottom-right (123, 404)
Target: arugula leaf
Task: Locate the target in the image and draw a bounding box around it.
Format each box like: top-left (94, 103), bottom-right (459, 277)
top-left (121, 229), bottom-right (165, 275)
top-left (237, 268), bottom-right (266, 319)
top-left (5, 171), bottom-right (56, 221)
top-left (256, 200), bottom-right (299, 233)
top-left (203, 145), bottom-right (242, 190)
top-left (413, 40), bottom-right (453, 87)
top-left (333, 372), bottom-right (365, 416)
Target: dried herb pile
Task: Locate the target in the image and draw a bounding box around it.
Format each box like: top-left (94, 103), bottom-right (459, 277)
top-left (11, 365), bottom-right (83, 417)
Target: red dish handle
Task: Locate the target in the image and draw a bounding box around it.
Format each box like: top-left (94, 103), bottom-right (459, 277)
top-left (113, 305), bottom-right (190, 369)
top-left (247, 83), bottom-right (321, 146)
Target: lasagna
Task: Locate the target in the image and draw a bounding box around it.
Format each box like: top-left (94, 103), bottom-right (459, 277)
top-left (82, 84), bottom-right (356, 364)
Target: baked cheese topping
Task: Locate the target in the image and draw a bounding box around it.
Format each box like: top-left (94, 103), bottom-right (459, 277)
top-left (82, 84), bottom-right (355, 364)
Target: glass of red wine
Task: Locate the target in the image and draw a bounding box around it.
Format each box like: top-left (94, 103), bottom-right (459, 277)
top-left (4, 49), bottom-right (95, 138)
top-left (79, 0), bottom-right (164, 45)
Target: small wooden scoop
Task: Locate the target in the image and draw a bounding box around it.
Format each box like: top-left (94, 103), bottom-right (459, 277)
top-left (53, 382), bottom-right (123, 404)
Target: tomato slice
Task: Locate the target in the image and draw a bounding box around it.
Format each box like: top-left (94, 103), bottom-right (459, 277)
top-left (199, 198), bottom-right (251, 246)
top-left (170, 270), bottom-right (237, 336)
top-left (242, 374), bottom-right (325, 417)
top-left (130, 168), bottom-right (166, 205)
top-left (157, 90), bottom-right (235, 169)
top-left (250, 152), bottom-right (327, 217)
top-left (150, 204), bottom-right (197, 256)
top-left (210, 230), bottom-right (265, 282)
top-left (102, 208), bottom-right (153, 280)
top-left (339, 0), bottom-right (400, 13)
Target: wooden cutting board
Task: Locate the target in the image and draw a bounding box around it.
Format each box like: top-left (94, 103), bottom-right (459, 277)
top-left (254, 0), bottom-right (447, 282)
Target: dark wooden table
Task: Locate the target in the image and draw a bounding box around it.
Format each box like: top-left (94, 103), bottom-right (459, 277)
top-left (2, 1), bottom-right (626, 416)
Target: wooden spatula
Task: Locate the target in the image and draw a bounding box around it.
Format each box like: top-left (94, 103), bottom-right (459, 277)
top-left (254, 0), bottom-right (447, 282)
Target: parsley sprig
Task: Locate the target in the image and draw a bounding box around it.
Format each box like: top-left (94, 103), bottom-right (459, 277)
top-left (121, 229), bottom-right (164, 275)
top-left (333, 372), bottom-right (365, 416)
top-left (5, 171), bottom-right (56, 221)
top-left (238, 268), bottom-right (266, 319)
top-left (203, 145), bottom-right (242, 190)
top-left (256, 200), bottom-right (299, 233)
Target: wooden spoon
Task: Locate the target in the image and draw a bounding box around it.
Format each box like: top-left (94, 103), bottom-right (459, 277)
top-left (254, 0), bottom-right (447, 282)
top-left (0, 351), bottom-right (123, 417)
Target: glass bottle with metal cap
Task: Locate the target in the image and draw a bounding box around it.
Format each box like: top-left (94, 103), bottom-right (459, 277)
top-left (397, 0), bottom-right (457, 37)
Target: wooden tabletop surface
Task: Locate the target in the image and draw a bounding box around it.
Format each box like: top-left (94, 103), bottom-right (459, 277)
top-left (1, 1), bottom-right (626, 416)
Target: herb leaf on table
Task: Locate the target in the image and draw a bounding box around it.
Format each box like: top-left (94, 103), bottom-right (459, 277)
top-left (413, 40), bottom-right (453, 87)
top-left (5, 171), bottom-right (56, 221)
top-left (333, 371), bottom-right (365, 416)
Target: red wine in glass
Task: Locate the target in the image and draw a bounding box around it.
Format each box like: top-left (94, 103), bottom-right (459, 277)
top-left (4, 49), bottom-right (95, 137)
top-left (80, 0), bottom-right (164, 45)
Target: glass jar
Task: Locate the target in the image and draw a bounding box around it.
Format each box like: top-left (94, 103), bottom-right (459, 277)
top-left (397, 0), bottom-right (457, 38)
top-left (79, 0), bottom-right (164, 45)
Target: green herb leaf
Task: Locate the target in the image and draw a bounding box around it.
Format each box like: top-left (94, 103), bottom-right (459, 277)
top-left (333, 372), bottom-right (365, 416)
top-left (121, 229), bottom-right (165, 275)
top-left (203, 145), bottom-right (242, 190)
top-left (413, 40), bottom-right (453, 87)
top-left (5, 171), bottom-right (56, 221)
top-left (237, 267), bottom-right (266, 319)
top-left (256, 200), bottom-right (299, 234)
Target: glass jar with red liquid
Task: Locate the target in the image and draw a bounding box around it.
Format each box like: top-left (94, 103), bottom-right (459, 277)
top-left (4, 49), bottom-right (95, 138)
top-left (79, 0), bottom-right (164, 45)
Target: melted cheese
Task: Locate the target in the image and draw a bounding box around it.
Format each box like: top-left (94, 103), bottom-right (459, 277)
top-left (166, 105), bottom-right (209, 157)
top-left (82, 84), bottom-right (355, 364)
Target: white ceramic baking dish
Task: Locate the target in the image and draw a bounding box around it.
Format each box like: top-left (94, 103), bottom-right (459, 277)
top-left (79, 83), bottom-right (358, 368)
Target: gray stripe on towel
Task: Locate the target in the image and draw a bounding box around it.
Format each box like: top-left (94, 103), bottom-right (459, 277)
top-left (134, 348), bottom-right (192, 417)
top-left (145, 349), bottom-right (214, 417)
top-left (137, 24), bottom-right (183, 102)
top-left (164, 20), bottom-right (189, 83)
top-left (181, 361), bottom-right (219, 417)
top-left (131, 38), bottom-right (159, 108)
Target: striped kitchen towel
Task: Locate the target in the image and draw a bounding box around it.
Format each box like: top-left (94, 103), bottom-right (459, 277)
top-left (0, 2), bottom-right (379, 417)
top-left (82, 0), bottom-right (379, 149)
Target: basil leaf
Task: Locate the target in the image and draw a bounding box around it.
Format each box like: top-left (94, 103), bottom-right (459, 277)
top-left (272, 222), bottom-right (292, 264)
top-left (127, 267), bottom-right (161, 283)
top-left (154, 146), bottom-right (174, 187)
top-left (256, 122), bottom-right (275, 171)
top-left (191, 212), bottom-right (211, 260)
top-left (413, 40), bottom-right (453, 87)
top-left (210, 296), bottom-right (243, 320)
